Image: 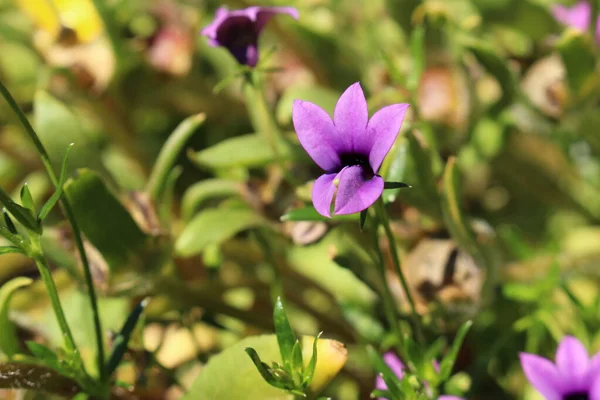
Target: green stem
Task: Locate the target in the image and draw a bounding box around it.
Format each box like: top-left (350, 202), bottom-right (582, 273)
top-left (0, 80), bottom-right (106, 383)
top-left (374, 198), bottom-right (424, 344)
top-left (33, 253), bottom-right (79, 354)
top-left (253, 230), bottom-right (283, 304)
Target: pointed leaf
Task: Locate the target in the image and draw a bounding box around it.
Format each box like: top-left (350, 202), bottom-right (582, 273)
top-left (244, 347), bottom-right (287, 390)
top-left (3, 209), bottom-right (17, 234)
top-left (359, 209), bottom-right (367, 231)
top-left (366, 346), bottom-right (403, 399)
top-left (0, 277), bottom-right (32, 357)
top-left (302, 331), bottom-right (322, 387)
top-left (105, 297), bottom-right (149, 376)
top-left (146, 114), bottom-right (206, 201)
top-left (407, 25), bottom-right (425, 91)
top-left (290, 340), bottom-right (304, 385)
top-left (280, 206), bottom-right (358, 222)
top-left (26, 341), bottom-right (60, 369)
top-left (274, 297), bottom-right (297, 371)
top-left (439, 320), bottom-right (472, 380)
top-left (0, 188), bottom-right (40, 233)
top-left (0, 246), bottom-right (23, 255)
top-left (20, 184), bottom-right (35, 214)
top-left (181, 179), bottom-right (243, 220)
top-left (38, 143), bottom-right (74, 221)
top-left (383, 182), bottom-right (410, 189)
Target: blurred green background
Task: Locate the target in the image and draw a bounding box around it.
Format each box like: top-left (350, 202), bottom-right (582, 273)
top-left (0, 0), bottom-right (599, 399)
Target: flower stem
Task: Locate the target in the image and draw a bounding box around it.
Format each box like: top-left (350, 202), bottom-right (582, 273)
top-left (374, 198), bottom-right (424, 344)
top-left (0, 80), bottom-right (106, 382)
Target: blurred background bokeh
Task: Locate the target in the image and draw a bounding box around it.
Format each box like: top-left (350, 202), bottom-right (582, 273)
top-left (0, 0), bottom-right (599, 398)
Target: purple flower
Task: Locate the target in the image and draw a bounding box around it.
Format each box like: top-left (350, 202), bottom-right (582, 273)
top-left (520, 335), bottom-right (600, 400)
top-left (552, 1), bottom-right (600, 41)
top-left (375, 352), bottom-right (465, 400)
top-left (200, 6), bottom-right (298, 67)
top-left (292, 83), bottom-right (409, 217)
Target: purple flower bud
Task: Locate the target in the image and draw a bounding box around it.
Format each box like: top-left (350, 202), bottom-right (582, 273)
top-left (200, 6), bottom-right (298, 67)
top-left (552, 1), bottom-right (600, 42)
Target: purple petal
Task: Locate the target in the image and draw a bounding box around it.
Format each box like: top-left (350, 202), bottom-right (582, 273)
top-left (556, 336), bottom-right (590, 391)
top-left (520, 353), bottom-right (564, 400)
top-left (366, 103), bottom-right (410, 172)
top-left (552, 2), bottom-right (591, 31)
top-left (334, 165), bottom-right (383, 215)
top-left (200, 7), bottom-right (231, 40)
top-left (254, 7), bottom-right (299, 31)
top-left (586, 352), bottom-right (600, 388)
top-left (333, 82), bottom-right (368, 154)
top-left (591, 373), bottom-right (600, 400)
top-left (312, 173), bottom-right (338, 218)
top-left (293, 100), bottom-right (341, 171)
top-left (383, 352), bottom-right (405, 380)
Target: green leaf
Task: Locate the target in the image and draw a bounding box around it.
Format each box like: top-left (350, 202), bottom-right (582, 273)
top-left (276, 85), bottom-right (339, 125)
top-left (157, 166), bottom-right (182, 225)
top-left (64, 169), bottom-right (147, 270)
top-left (244, 347), bottom-right (288, 390)
top-left (175, 207), bottom-right (264, 257)
top-left (38, 143), bottom-right (73, 221)
top-left (280, 206), bottom-right (358, 222)
top-left (19, 184), bottom-right (35, 214)
top-left (146, 113), bottom-right (206, 201)
top-left (290, 340), bottom-right (304, 385)
top-left (439, 320), bottom-right (472, 380)
top-left (557, 30), bottom-right (598, 99)
top-left (0, 188), bottom-right (40, 233)
top-left (0, 362), bottom-right (79, 397)
top-left (189, 134), bottom-right (295, 169)
top-left (181, 179), bottom-right (242, 220)
top-left (3, 209), bottom-right (17, 234)
top-left (383, 182), bottom-right (410, 189)
top-left (359, 209), bottom-right (367, 231)
top-left (0, 277), bottom-right (32, 357)
top-left (26, 341), bottom-right (59, 364)
top-left (302, 332), bottom-right (322, 387)
top-left (105, 298), bottom-right (149, 376)
top-left (407, 25), bottom-right (425, 92)
top-left (367, 346), bottom-right (403, 399)
top-left (0, 246), bottom-right (23, 255)
top-left (462, 39), bottom-right (516, 112)
top-left (274, 297), bottom-right (297, 371)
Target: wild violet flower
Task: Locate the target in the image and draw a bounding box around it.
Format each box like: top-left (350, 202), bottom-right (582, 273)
top-left (292, 83), bottom-right (409, 217)
top-left (200, 6), bottom-right (298, 67)
top-left (376, 352), bottom-right (464, 400)
top-left (552, 1), bottom-right (600, 41)
top-left (520, 335), bottom-right (600, 400)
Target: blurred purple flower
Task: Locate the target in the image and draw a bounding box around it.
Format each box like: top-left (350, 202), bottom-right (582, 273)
top-left (200, 6), bottom-right (298, 67)
top-left (292, 83), bottom-right (409, 217)
top-left (375, 352), bottom-right (464, 400)
top-left (520, 335), bottom-right (600, 400)
top-left (552, 1), bottom-right (600, 41)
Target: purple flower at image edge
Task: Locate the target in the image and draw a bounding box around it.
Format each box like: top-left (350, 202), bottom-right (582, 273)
top-left (552, 1), bottom-right (600, 41)
top-left (375, 352), bottom-right (464, 400)
top-left (292, 83), bottom-right (409, 217)
top-left (200, 6), bottom-right (298, 67)
top-left (520, 335), bottom-right (600, 400)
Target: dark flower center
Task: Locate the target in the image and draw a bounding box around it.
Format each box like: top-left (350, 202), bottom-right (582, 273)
top-left (564, 393), bottom-right (588, 400)
top-left (339, 153), bottom-right (374, 179)
top-left (216, 17), bottom-right (258, 64)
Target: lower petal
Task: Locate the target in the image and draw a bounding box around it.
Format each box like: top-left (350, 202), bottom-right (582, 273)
top-left (334, 165), bottom-right (384, 215)
top-left (312, 173), bottom-right (338, 218)
top-left (591, 374), bottom-right (600, 400)
top-left (519, 353), bottom-right (564, 400)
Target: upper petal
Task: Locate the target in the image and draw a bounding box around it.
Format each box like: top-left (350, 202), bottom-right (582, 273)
top-left (200, 7), bottom-right (231, 40)
top-left (585, 352), bottom-right (600, 389)
top-left (519, 353), bottom-right (564, 400)
top-left (383, 352), bottom-right (405, 380)
top-left (311, 173), bottom-right (338, 218)
top-left (333, 82), bottom-right (368, 154)
top-left (552, 2), bottom-right (591, 31)
top-left (334, 165), bottom-right (383, 215)
top-left (253, 6), bottom-right (299, 31)
top-left (555, 336), bottom-right (590, 391)
top-left (293, 100), bottom-right (341, 171)
top-left (366, 103), bottom-right (410, 172)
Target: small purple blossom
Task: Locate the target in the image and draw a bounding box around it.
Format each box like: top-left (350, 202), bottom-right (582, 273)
top-left (552, 1), bottom-right (600, 41)
top-left (292, 83), bottom-right (409, 217)
top-left (520, 335), bottom-right (600, 400)
top-left (200, 6), bottom-right (298, 67)
top-left (375, 352), bottom-right (464, 400)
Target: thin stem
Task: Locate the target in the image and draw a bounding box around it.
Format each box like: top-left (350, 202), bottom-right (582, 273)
top-left (253, 230), bottom-right (283, 304)
top-left (0, 80), bottom-right (106, 382)
top-left (374, 198), bottom-right (424, 344)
